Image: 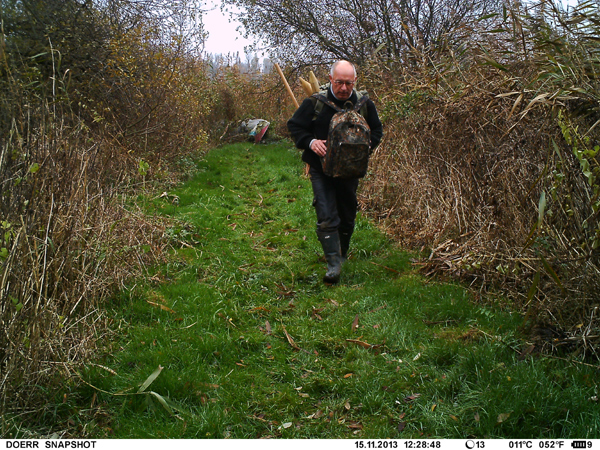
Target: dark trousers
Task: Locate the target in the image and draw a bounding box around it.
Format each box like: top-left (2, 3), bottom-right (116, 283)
top-left (309, 166), bottom-right (359, 235)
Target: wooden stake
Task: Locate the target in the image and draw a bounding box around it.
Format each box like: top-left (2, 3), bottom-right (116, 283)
top-left (274, 63), bottom-right (299, 109)
top-left (309, 71), bottom-right (320, 93)
top-left (299, 77), bottom-right (314, 97)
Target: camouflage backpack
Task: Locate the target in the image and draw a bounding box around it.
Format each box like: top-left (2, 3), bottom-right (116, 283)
top-left (312, 92), bottom-right (371, 178)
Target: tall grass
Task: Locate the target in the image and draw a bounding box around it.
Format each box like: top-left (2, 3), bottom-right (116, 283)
top-left (0, 57), bottom-right (170, 427)
top-left (0, 2), bottom-right (212, 428)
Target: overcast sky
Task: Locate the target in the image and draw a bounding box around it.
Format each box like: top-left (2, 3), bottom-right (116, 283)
top-left (202, 1), bottom-right (255, 56)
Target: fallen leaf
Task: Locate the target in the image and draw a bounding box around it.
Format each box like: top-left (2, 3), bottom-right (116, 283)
top-left (497, 412), bottom-right (511, 423)
top-left (348, 422), bottom-right (363, 430)
top-left (431, 404), bottom-right (437, 412)
top-left (404, 393), bottom-right (421, 402)
top-left (282, 422), bottom-right (293, 429)
top-left (238, 263), bottom-right (255, 272)
top-left (344, 401), bottom-right (351, 410)
top-left (352, 314), bottom-right (359, 332)
top-left (282, 325), bottom-right (299, 350)
top-left (344, 373), bottom-right (353, 379)
top-left (450, 415), bottom-right (459, 422)
top-left (518, 344), bottom-right (536, 360)
top-left (265, 321), bottom-right (272, 334)
top-left (346, 338), bottom-right (373, 349)
top-left (146, 300), bottom-right (175, 314)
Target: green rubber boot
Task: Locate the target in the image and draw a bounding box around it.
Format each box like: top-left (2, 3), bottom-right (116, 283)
top-left (340, 231), bottom-right (353, 262)
top-left (318, 231), bottom-right (342, 284)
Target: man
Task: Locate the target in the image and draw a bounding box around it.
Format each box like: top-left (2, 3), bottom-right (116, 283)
top-left (287, 60), bottom-right (384, 284)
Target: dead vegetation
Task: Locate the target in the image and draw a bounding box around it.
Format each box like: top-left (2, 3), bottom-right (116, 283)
top-left (360, 2), bottom-right (600, 358)
top-left (0, 0), bottom-right (209, 427)
top-left (0, 110), bottom-right (175, 424)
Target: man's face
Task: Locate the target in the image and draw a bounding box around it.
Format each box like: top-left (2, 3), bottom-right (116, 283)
top-left (329, 63), bottom-right (357, 101)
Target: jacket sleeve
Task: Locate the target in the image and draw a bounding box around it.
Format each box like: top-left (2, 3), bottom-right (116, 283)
top-left (366, 100), bottom-right (384, 150)
top-left (287, 98), bottom-right (316, 151)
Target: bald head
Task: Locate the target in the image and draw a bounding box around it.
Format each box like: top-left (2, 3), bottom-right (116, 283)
top-left (330, 60), bottom-right (357, 78)
top-left (329, 60), bottom-right (357, 101)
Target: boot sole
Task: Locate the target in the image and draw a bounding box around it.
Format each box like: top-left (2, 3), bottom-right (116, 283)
top-left (323, 275), bottom-right (340, 284)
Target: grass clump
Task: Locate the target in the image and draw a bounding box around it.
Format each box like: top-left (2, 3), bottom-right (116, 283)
top-left (60, 143), bottom-right (600, 439)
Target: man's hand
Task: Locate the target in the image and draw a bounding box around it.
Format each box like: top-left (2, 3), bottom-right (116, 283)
top-left (310, 139), bottom-right (327, 157)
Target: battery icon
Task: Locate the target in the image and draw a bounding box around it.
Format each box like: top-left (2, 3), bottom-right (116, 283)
top-left (572, 442), bottom-right (588, 449)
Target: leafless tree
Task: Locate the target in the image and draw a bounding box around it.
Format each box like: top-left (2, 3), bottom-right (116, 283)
top-left (223, 0), bottom-right (504, 67)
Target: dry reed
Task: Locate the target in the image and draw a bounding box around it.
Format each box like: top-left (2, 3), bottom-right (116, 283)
top-left (360, 3), bottom-right (600, 357)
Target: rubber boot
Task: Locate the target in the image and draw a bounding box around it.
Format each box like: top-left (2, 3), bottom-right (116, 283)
top-left (340, 231), bottom-right (352, 262)
top-left (318, 231), bottom-right (342, 284)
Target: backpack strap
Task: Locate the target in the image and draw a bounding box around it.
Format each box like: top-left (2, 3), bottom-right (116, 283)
top-left (311, 90), bottom-right (369, 121)
top-left (312, 93), bottom-right (342, 113)
top-left (355, 94), bottom-right (369, 116)
top-left (310, 90), bottom-right (336, 120)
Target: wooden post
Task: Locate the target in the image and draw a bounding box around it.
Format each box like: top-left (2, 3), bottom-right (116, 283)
top-left (299, 77), bottom-right (314, 97)
top-left (309, 71), bottom-right (320, 93)
top-left (274, 63), bottom-right (299, 109)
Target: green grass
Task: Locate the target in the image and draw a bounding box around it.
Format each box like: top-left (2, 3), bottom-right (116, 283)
top-left (31, 142), bottom-right (600, 439)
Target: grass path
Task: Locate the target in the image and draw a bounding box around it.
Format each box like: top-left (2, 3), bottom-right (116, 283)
top-left (82, 142), bottom-right (599, 439)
